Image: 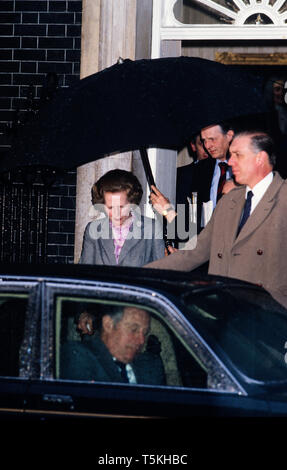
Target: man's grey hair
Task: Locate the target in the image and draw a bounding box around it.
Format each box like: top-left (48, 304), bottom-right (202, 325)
top-left (233, 130), bottom-right (277, 167)
top-left (103, 306), bottom-right (124, 327)
top-left (218, 122), bottom-right (234, 134)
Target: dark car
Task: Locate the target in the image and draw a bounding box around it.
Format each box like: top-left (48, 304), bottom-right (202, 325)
top-left (0, 262), bottom-right (287, 421)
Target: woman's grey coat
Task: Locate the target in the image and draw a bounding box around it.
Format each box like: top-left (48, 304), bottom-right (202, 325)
top-left (79, 213), bottom-right (165, 267)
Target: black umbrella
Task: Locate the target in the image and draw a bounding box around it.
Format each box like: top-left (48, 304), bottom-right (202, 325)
top-left (0, 56), bottom-right (267, 173)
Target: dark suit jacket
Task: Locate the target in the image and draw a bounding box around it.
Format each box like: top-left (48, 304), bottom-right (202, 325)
top-left (60, 334), bottom-right (166, 385)
top-left (189, 157), bottom-right (216, 232)
top-left (176, 158), bottom-right (215, 238)
top-left (176, 162), bottom-right (197, 206)
top-left (177, 158), bottom-right (214, 202)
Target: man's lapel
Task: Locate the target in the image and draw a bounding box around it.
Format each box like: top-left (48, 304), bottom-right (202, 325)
top-left (223, 187), bottom-right (246, 248)
top-left (203, 158), bottom-right (216, 200)
top-left (86, 335), bottom-right (123, 382)
top-left (233, 172), bottom-right (284, 246)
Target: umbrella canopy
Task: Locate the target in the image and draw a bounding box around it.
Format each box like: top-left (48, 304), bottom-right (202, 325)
top-left (0, 56), bottom-right (267, 173)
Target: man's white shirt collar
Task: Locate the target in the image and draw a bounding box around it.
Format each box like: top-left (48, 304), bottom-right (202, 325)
top-left (246, 171), bottom-right (273, 214)
top-left (113, 357), bottom-right (137, 384)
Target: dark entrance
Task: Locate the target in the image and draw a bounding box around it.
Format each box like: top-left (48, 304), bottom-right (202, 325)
top-left (0, 170), bottom-right (49, 264)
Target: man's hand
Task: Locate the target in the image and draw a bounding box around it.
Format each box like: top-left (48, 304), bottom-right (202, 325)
top-left (165, 245), bottom-right (178, 256)
top-left (149, 185), bottom-right (177, 223)
top-left (77, 311), bottom-right (94, 335)
top-left (149, 185), bottom-right (170, 213)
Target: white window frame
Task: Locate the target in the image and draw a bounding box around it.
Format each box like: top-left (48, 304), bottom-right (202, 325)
top-left (152, 0), bottom-right (287, 58)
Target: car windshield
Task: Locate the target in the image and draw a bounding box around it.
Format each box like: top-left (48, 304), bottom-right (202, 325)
top-left (183, 287), bottom-right (287, 384)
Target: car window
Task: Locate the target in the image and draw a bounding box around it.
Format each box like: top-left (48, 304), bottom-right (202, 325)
top-left (54, 296), bottom-right (208, 389)
top-left (0, 294), bottom-right (29, 377)
top-left (183, 287), bottom-right (287, 383)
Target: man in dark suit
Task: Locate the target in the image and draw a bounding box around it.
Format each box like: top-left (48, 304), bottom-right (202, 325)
top-left (192, 122), bottom-right (234, 231)
top-left (149, 124), bottom-right (235, 249)
top-left (176, 132), bottom-right (209, 208)
top-left (60, 306), bottom-right (166, 385)
top-left (173, 133), bottom-right (209, 246)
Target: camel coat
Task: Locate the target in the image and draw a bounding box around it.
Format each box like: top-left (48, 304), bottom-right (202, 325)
top-left (146, 172), bottom-right (287, 300)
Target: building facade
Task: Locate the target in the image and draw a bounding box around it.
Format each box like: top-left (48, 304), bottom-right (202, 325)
top-left (0, 0), bottom-right (286, 263)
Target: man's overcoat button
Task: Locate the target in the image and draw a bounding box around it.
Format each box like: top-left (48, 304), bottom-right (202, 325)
top-left (257, 249), bottom-right (263, 255)
top-left (217, 253), bottom-right (223, 259)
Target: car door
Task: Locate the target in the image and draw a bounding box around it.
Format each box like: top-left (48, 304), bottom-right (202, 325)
top-left (23, 277), bottom-right (260, 420)
top-left (0, 279), bottom-right (40, 419)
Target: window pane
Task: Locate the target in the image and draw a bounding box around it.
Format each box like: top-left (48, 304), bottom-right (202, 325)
top-left (184, 288), bottom-right (287, 383)
top-left (175, 0), bottom-right (223, 25)
top-left (55, 296), bottom-right (208, 388)
top-left (0, 294), bottom-right (28, 377)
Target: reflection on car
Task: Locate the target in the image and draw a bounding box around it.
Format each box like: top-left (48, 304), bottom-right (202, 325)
top-left (0, 263), bottom-right (287, 420)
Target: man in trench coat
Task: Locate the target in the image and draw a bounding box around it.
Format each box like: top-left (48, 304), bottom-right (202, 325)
top-left (146, 131), bottom-right (287, 307)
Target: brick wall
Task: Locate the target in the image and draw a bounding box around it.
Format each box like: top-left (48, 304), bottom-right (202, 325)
top-left (0, 0), bottom-right (83, 264)
top-left (47, 170), bottom-right (77, 264)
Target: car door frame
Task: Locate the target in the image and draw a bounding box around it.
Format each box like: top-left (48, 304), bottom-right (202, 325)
top-left (0, 279), bottom-right (41, 417)
top-left (20, 278), bottom-right (253, 418)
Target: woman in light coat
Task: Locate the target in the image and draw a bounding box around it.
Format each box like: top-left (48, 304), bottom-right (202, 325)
top-left (79, 169), bottom-right (164, 267)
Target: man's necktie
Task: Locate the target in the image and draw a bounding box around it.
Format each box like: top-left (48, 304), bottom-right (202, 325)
top-left (114, 360), bottom-right (129, 383)
top-left (217, 162), bottom-right (228, 202)
top-left (237, 190), bottom-right (254, 236)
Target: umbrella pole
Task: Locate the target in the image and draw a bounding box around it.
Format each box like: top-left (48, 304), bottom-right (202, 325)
top-left (139, 148), bottom-right (173, 254)
top-left (139, 148), bottom-right (156, 188)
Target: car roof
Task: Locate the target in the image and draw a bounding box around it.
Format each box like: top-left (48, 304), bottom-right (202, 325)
top-left (0, 262), bottom-right (262, 297)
